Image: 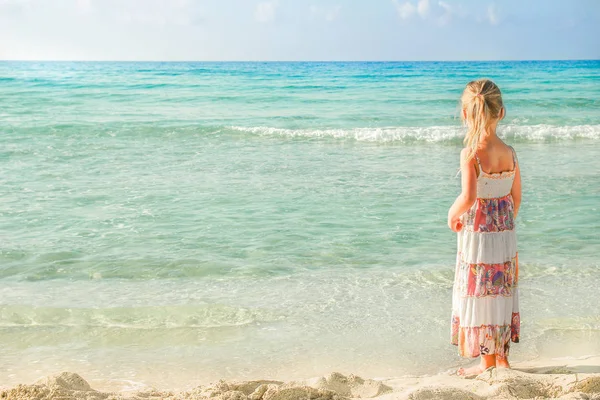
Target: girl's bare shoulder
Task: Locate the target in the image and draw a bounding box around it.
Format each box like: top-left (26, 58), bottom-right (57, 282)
top-left (459, 147), bottom-right (476, 165)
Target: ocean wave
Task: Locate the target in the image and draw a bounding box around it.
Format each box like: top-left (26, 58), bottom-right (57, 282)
top-left (0, 304), bottom-right (282, 329)
top-left (230, 124), bottom-right (600, 143)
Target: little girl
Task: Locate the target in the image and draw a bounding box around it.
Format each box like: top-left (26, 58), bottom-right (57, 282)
top-left (447, 79), bottom-right (521, 376)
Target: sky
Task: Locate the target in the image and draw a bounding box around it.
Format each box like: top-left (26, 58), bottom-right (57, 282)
top-left (0, 0), bottom-right (599, 61)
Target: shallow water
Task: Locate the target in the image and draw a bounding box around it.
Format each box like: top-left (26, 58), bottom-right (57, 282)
top-left (1, 61), bottom-right (599, 390)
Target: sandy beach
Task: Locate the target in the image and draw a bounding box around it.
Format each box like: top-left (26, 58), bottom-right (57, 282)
top-left (2, 356), bottom-right (599, 400)
top-left (2, 2), bottom-right (600, 398)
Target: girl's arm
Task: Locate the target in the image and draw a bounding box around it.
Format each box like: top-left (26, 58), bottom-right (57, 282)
top-left (511, 161), bottom-right (522, 219)
top-left (447, 148), bottom-right (477, 232)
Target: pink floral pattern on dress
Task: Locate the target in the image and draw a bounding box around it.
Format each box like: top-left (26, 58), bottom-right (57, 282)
top-left (455, 324), bottom-right (513, 358)
top-left (462, 258), bottom-right (518, 297)
top-left (473, 194), bottom-right (515, 232)
top-left (451, 315), bottom-right (460, 345)
top-left (511, 312), bottom-right (520, 343)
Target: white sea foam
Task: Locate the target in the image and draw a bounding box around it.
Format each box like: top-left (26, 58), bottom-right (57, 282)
top-left (230, 124), bottom-right (600, 142)
top-left (500, 124), bottom-right (600, 140)
top-left (230, 125), bottom-right (463, 142)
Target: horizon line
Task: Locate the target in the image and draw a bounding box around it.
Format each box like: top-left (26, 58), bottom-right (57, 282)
top-left (1, 58), bottom-right (599, 63)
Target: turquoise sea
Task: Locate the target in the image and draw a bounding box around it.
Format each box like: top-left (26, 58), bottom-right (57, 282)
top-left (1, 61), bottom-right (599, 391)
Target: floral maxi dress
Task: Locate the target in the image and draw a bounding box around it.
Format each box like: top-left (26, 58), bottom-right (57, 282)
top-left (451, 149), bottom-right (520, 358)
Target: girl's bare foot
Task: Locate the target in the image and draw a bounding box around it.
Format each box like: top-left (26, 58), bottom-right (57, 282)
top-left (496, 355), bottom-right (510, 368)
top-left (457, 355), bottom-right (496, 377)
top-left (456, 364), bottom-right (486, 376)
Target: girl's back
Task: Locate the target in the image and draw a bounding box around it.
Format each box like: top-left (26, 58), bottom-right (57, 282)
top-left (475, 140), bottom-right (516, 176)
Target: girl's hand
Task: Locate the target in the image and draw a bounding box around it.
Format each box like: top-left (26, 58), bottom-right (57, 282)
top-left (448, 216), bottom-right (463, 232)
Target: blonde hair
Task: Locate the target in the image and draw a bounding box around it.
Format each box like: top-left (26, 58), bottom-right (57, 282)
top-left (461, 79), bottom-right (504, 161)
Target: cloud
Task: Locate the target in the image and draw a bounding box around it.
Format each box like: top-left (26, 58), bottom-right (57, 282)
top-left (111, 0), bottom-right (199, 26)
top-left (392, 0), bottom-right (429, 20)
top-left (392, 0), bottom-right (496, 27)
top-left (417, 0), bottom-right (430, 18)
top-left (437, 1), bottom-right (452, 25)
top-left (392, 0), bottom-right (415, 19)
top-left (309, 4), bottom-right (341, 22)
top-left (75, 0), bottom-right (92, 14)
top-left (255, 0), bottom-right (279, 23)
top-left (487, 3), bottom-right (499, 25)
top-left (0, 0), bottom-right (31, 15)
top-left (0, 0), bottom-right (30, 6)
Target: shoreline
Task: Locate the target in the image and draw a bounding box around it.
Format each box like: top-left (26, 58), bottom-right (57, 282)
top-left (2, 357), bottom-right (599, 400)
